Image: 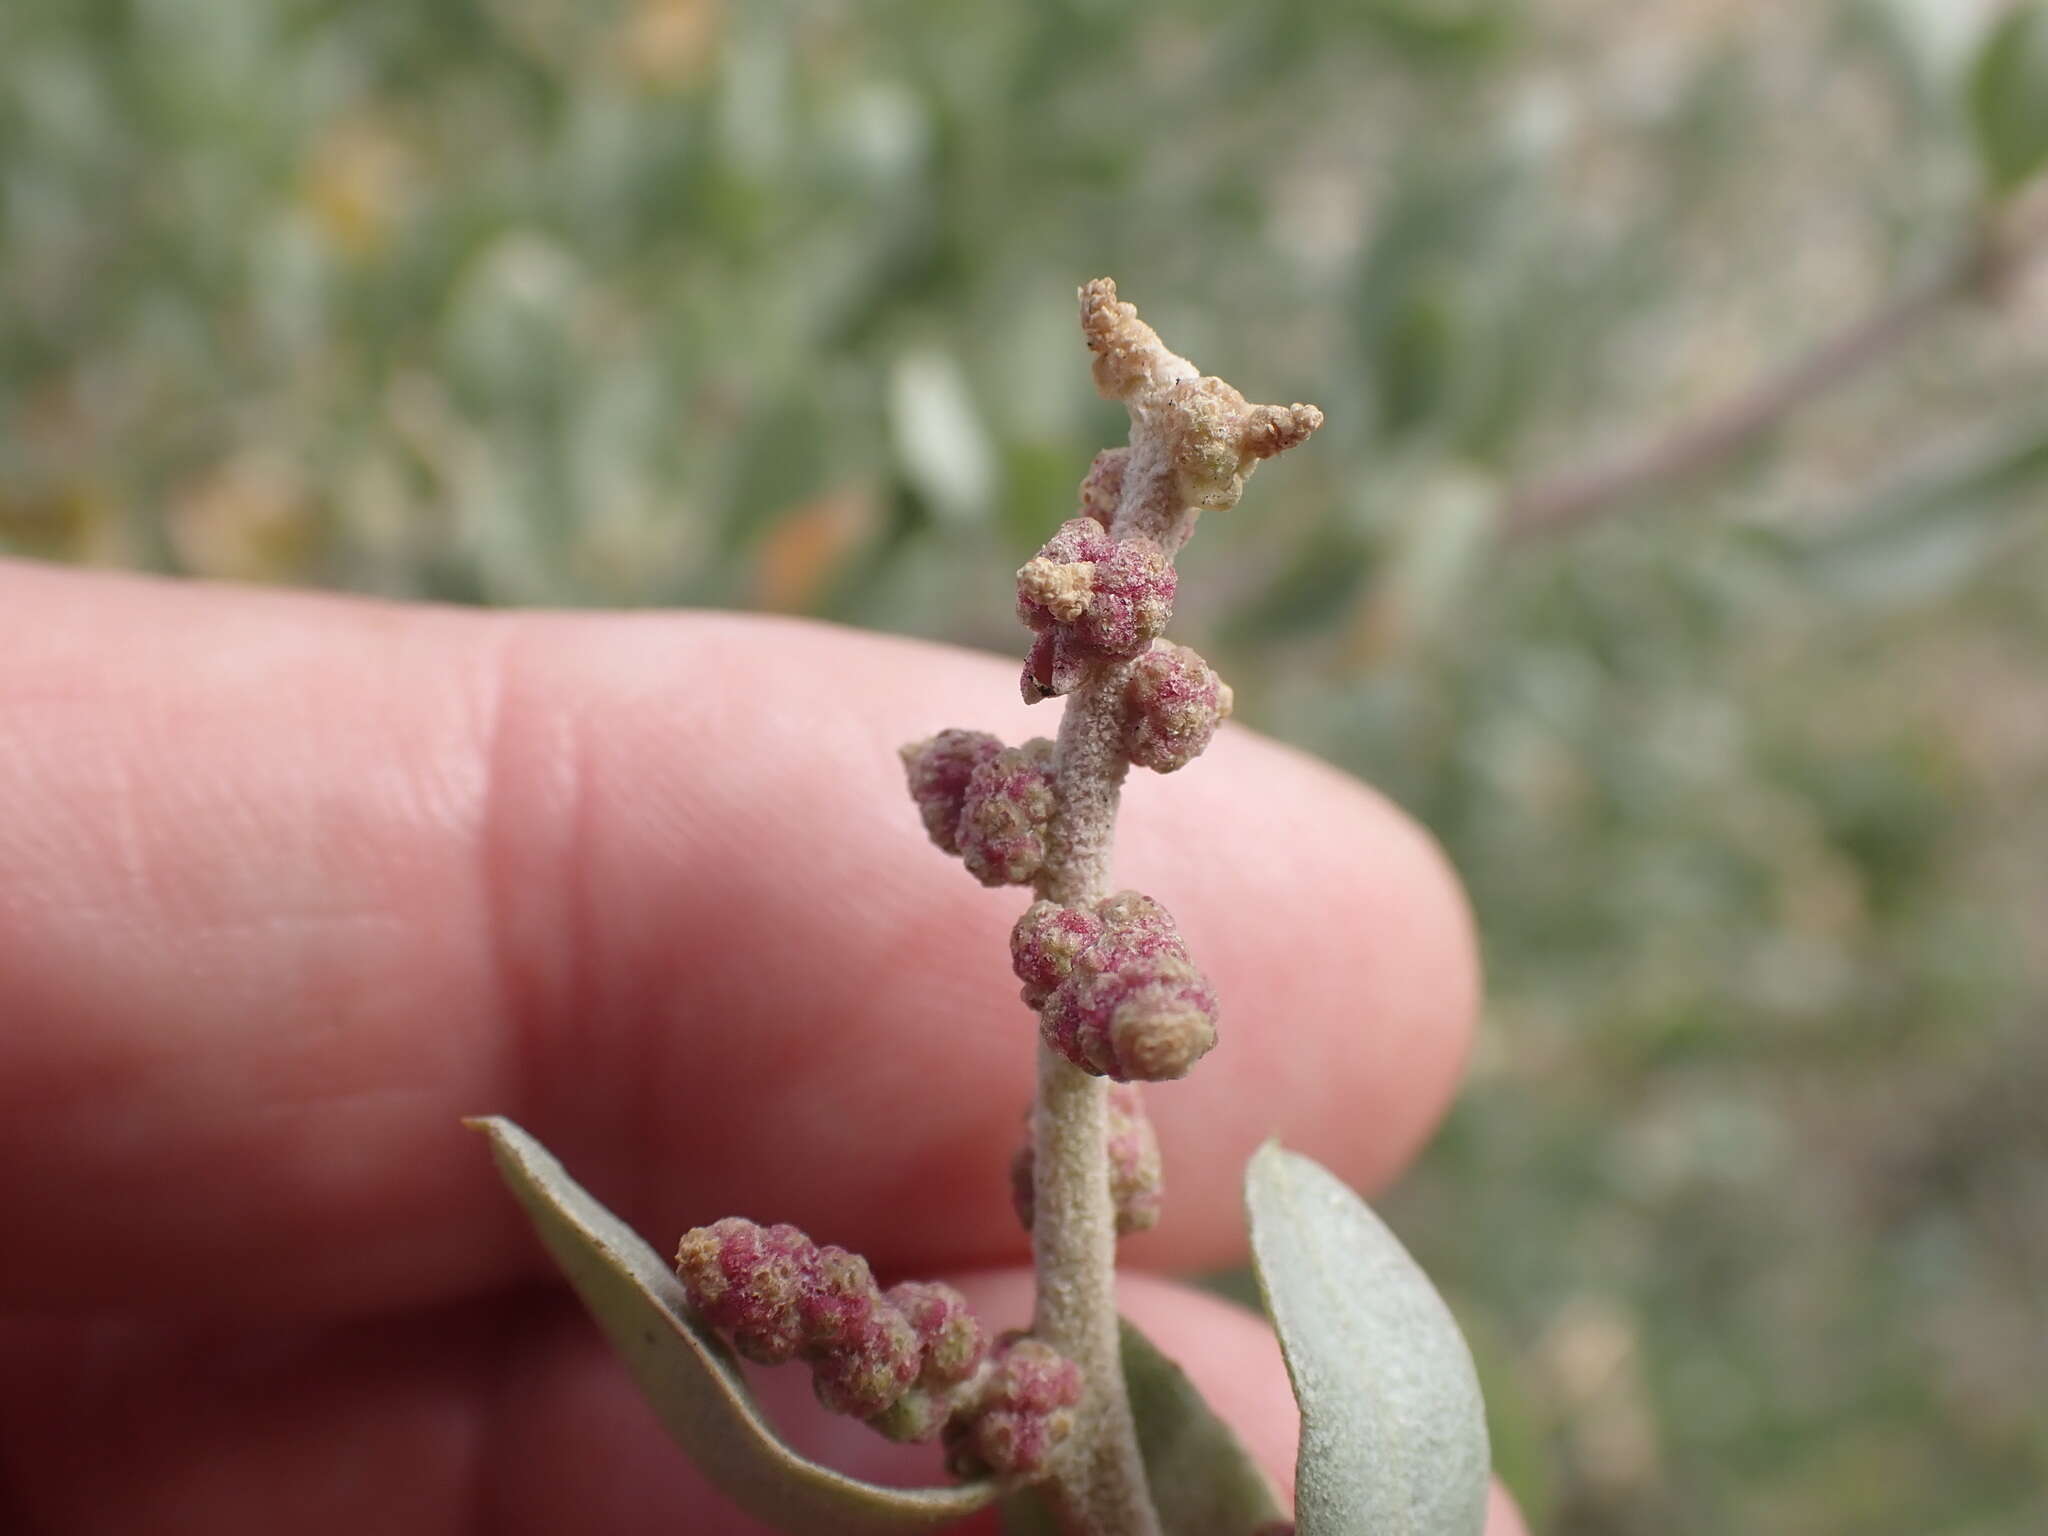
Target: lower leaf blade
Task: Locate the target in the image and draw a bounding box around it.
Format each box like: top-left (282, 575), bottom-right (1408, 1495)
top-left (469, 1116), bottom-right (995, 1536)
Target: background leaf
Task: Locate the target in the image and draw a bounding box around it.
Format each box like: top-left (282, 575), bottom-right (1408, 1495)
top-left (1969, 2), bottom-right (2048, 195)
top-left (1247, 1143), bottom-right (1489, 1536)
top-left (1002, 1318), bottom-right (1288, 1536)
top-left (469, 1116), bottom-right (995, 1536)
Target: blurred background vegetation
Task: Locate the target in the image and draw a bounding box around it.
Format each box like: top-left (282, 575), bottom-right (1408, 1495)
top-left (5, 0), bottom-right (2047, 1530)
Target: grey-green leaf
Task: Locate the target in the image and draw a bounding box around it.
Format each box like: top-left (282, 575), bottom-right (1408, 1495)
top-left (1001, 1318), bottom-right (1288, 1536)
top-left (1124, 1318), bottom-right (1291, 1535)
top-left (468, 1116), bottom-right (997, 1536)
top-left (1969, 3), bottom-right (2048, 196)
top-left (1246, 1143), bottom-right (1489, 1536)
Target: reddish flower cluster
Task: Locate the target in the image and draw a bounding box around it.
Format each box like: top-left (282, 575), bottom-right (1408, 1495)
top-left (944, 1334), bottom-right (1086, 1481)
top-left (1012, 1082), bottom-right (1163, 1237)
top-left (675, 1219), bottom-right (987, 1428)
top-left (652, 282), bottom-right (1323, 1520)
top-left (901, 730), bottom-right (1057, 887)
top-left (1015, 518), bottom-right (1176, 701)
top-left (1012, 892), bottom-right (1217, 1081)
top-left (868, 1279), bottom-right (999, 1444)
top-left (1120, 640), bottom-right (1232, 773)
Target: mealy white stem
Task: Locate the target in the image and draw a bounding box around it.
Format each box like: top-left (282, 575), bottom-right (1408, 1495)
top-left (1030, 672), bottom-right (1157, 1536)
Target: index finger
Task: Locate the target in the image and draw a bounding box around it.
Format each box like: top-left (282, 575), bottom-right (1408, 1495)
top-left (0, 560), bottom-right (1478, 1314)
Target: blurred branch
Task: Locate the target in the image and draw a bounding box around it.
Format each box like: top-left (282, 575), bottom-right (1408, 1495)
top-left (1504, 193), bottom-right (2048, 539)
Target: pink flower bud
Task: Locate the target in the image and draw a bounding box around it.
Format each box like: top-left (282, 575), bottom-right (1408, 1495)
top-left (957, 739), bottom-right (1057, 887)
top-left (1105, 1083), bottom-right (1164, 1233)
top-left (1077, 447), bottom-right (1128, 526)
top-left (887, 1281), bottom-right (989, 1389)
top-left (1011, 1084), bottom-right (1163, 1236)
top-left (811, 1304), bottom-right (921, 1419)
top-left (1015, 519), bottom-right (1175, 701)
top-left (1041, 953), bottom-right (1217, 1081)
top-left (945, 1335), bottom-right (1084, 1480)
top-left (901, 729), bottom-right (1002, 855)
top-left (867, 1384), bottom-right (955, 1444)
top-left (674, 1218), bottom-right (820, 1365)
top-left (1091, 891), bottom-right (1181, 962)
top-left (798, 1244), bottom-right (886, 1351)
top-left (1121, 641), bottom-right (1232, 773)
top-left (1032, 893), bottom-right (1217, 1082)
top-left (1010, 900), bottom-right (1108, 1009)
top-left (676, 1224), bottom-right (991, 1429)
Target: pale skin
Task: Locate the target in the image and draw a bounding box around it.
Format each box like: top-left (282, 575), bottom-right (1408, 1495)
top-left (0, 559), bottom-right (1526, 1535)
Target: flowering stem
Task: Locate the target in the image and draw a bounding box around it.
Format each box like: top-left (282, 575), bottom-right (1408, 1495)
top-left (1013, 279), bottom-right (1321, 1534)
top-left (1029, 671), bottom-right (1157, 1536)
top-left (886, 279), bottom-right (1322, 1532)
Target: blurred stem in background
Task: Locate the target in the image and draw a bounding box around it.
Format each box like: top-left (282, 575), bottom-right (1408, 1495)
top-left (1507, 185), bottom-right (2048, 537)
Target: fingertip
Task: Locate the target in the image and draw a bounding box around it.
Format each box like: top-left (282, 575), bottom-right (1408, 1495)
top-left (1488, 1481), bottom-right (1534, 1536)
top-left (1110, 725), bottom-right (1483, 1269)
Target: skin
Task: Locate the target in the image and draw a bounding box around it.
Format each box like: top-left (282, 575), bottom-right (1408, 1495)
top-left (0, 559), bottom-right (1526, 1535)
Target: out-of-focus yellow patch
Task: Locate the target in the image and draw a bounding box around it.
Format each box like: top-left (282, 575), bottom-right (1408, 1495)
top-left (752, 487), bottom-right (876, 613)
top-left (169, 452), bottom-right (321, 582)
top-left (303, 116), bottom-right (412, 261)
top-left (615, 0), bottom-right (724, 89)
top-left (0, 482), bottom-right (124, 564)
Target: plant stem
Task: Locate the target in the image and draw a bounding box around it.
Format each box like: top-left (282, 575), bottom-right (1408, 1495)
top-left (1030, 671), bottom-right (1158, 1536)
top-left (1019, 276), bottom-right (1318, 1533)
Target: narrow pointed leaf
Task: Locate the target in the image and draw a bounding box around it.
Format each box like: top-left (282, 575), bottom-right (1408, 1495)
top-left (469, 1117), bottom-right (996, 1536)
top-left (1001, 1318), bottom-right (1288, 1536)
top-left (1246, 1143), bottom-right (1488, 1536)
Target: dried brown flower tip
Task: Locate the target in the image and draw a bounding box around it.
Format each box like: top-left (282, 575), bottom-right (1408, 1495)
top-left (1076, 277), bottom-right (1323, 543)
top-left (1157, 376), bottom-right (1325, 513)
top-left (1079, 277), bottom-right (1199, 403)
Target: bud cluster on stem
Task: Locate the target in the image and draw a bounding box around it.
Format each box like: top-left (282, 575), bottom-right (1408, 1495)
top-left (1004, 280), bottom-right (1320, 1534)
top-left (675, 279), bottom-right (1318, 1536)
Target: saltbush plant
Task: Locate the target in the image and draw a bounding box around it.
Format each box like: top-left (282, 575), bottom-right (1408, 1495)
top-left (472, 282), bottom-right (1489, 1535)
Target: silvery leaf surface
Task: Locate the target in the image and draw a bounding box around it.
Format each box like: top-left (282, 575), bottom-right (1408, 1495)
top-left (1246, 1142), bottom-right (1489, 1536)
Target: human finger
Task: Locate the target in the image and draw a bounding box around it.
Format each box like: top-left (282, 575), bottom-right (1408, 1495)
top-left (0, 561), bottom-right (1478, 1312)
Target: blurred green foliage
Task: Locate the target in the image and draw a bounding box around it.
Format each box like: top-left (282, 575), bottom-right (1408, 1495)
top-left (5, 1), bottom-right (2047, 1531)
